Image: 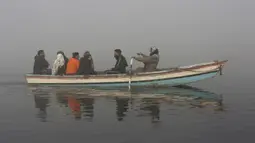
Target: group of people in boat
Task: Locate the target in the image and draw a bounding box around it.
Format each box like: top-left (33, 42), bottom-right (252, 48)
top-left (33, 47), bottom-right (159, 75)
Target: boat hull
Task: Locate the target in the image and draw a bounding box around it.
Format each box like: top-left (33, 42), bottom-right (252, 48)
top-left (25, 60), bottom-right (227, 87)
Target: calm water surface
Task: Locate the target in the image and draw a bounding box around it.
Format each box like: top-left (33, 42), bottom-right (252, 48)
top-left (0, 70), bottom-right (254, 143)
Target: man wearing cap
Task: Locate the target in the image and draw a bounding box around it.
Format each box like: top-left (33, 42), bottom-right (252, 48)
top-left (132, 47), bottom-right (159, 72)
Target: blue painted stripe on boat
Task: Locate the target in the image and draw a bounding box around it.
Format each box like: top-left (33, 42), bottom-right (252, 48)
top-left (129, 70), bottom-right (218, 84)
top-left (31, 71), bottom-right (218, 87)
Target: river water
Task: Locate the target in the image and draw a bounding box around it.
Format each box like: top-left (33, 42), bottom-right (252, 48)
top-left (0, 68), bottom-right (254, 143)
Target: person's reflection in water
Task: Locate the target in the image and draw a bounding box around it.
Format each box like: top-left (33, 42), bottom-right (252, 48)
top-left (34, 94), bottom-right (49, 122)
top-left (56, 94), bottom-right (68, 107)
top-left (115, 97), bottom-right (129, 121)
top-left (140, 99), bottom-right (160, 123)
top-left (68, 96), bottom-right (81, 120)
top-left (80, 97), bottom-right (94, 122)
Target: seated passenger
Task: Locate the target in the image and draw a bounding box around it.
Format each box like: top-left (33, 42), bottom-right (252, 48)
top-left (52, 52), bottom-right (65, 75)
top-left (106, 49), bottom-right (128, 74)
top-left (57, 51), bottom-right (69, 72)
top-left (52, 51), bottom-right (69, 75)
top-left (132, 47), bottom-right (159, 72)
top-left (33, 50), bottom-right (50, 74)
top-left (77, 51), bottom-right (96, 75)
top-left (66, 52), bottom-right (80, 75)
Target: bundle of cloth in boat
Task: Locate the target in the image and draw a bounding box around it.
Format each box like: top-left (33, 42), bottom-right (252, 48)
top-left (132, 46), bottom-right (160, 72)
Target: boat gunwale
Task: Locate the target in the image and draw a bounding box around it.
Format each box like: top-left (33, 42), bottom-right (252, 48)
top-left (26, 60), bottom-right (227, 79)
top-left (27, 70), bottom-right (219, 85)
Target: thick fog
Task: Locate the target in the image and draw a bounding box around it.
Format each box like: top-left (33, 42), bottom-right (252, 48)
top-left (0, 0), bottom-right (254, 74)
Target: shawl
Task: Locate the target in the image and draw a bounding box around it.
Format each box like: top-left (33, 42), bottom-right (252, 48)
top-left (52, 54), bottom-right (65, 75)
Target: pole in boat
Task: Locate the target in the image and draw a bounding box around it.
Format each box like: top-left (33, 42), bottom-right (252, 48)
top-left (128, 58), bottom-right (134, 91)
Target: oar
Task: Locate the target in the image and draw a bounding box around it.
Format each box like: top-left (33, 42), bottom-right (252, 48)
top-left (128, 58), bottom-right (134, 91)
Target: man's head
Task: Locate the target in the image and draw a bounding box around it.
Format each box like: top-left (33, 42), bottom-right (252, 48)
top-left (57, 51), bottom-right (65, 56)
top-left (72, 52), bottom-right (79, 59)
top-left (149, 46), bottom-right (159, 56)
top-left (84, 51), bottom-right (91, 57)
top-left (114, 49), bottom-right (122, 58)
top-left (37, 50), bottom-right (45, 57)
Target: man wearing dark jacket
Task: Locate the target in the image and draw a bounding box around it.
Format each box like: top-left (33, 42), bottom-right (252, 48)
top-left (77, 51), bottom-right (95, 75)
top-left (33, 50), bottom-right (50, 74)
top-left (110, 49), bottom-right (128, 74)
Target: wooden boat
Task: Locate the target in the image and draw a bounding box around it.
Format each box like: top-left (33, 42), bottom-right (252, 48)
top-left (25, 60), bottom-right (227, 87)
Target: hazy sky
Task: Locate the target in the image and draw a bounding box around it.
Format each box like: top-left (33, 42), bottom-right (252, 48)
top-left (0, 0), bottom-right (254, 74)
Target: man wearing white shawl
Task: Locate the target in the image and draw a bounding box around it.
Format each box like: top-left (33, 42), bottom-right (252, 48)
top-left (52, 53), bottom-right (65, 75)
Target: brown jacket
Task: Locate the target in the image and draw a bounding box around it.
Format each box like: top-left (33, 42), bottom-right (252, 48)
top-left (134, 54), bottom-right (159, 72)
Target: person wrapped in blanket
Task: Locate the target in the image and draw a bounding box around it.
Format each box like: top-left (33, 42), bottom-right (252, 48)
top-left (132, 46), bottom-right (159, 72)
top-left (52, 51), bottom-right (69, 75)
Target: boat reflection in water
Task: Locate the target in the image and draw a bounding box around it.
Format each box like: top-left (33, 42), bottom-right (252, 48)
top-left (29, 85), bottom-right (223, 122)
